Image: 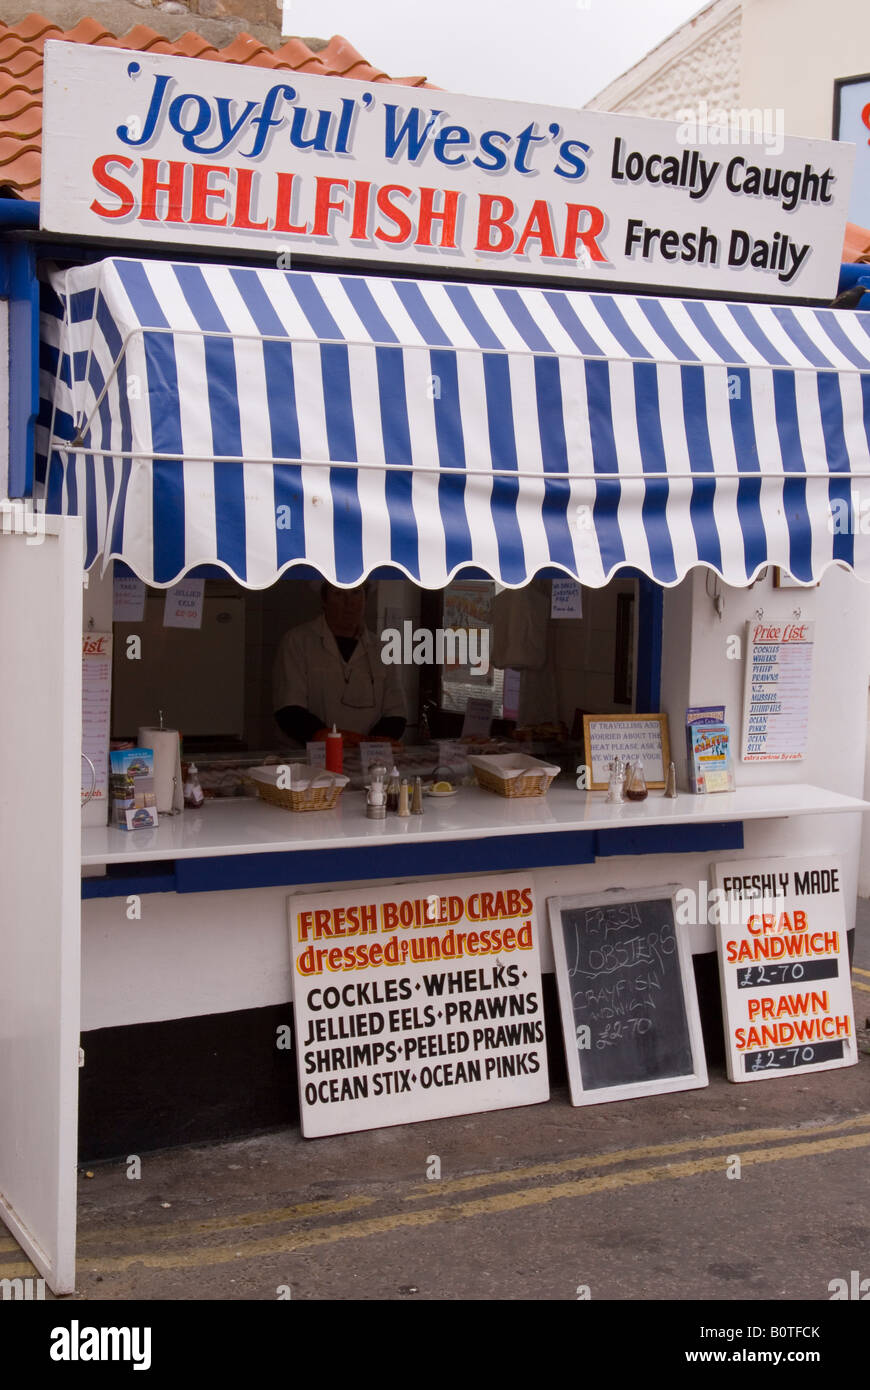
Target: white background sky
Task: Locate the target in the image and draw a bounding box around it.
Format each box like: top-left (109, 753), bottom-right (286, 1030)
top-left (281, 0), bottom-right (708, 110)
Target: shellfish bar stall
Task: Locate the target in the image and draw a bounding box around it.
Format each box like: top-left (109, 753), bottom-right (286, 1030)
top-left (3, 30), bottom-right (870, 1292)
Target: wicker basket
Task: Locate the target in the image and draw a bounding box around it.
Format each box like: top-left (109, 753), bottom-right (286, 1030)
top-left (247, 766), bottom-right (348, 812)
top-left (468, 754), bottom-right (559, 798)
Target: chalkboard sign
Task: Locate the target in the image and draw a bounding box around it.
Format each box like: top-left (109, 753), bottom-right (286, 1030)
top-left (547, 888), bottom-right (708, 1105)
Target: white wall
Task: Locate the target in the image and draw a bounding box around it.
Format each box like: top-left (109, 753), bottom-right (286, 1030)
top-left (741, 0), bottom-right (870, 140)
top-left (0, 299), bottom-right (8, 501)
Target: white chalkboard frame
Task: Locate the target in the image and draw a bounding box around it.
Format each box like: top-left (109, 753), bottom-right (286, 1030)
top-left (583, 713), bottom-right (670, 789)
top-left (548, 886), bottom-right (708, 1106)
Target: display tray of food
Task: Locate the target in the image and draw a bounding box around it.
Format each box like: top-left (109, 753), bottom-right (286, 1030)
top-left (245, 765), bottom-right (349, 812)
top-left (467, 753), bottom-right (561, 798)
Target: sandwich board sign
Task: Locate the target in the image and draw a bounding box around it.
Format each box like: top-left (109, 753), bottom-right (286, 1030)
top-left (712, 855), bottom-right (856, 1082)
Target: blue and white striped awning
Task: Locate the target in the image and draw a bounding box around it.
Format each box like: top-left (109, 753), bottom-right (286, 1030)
top-left (37, 256), bottom-right (870, 589)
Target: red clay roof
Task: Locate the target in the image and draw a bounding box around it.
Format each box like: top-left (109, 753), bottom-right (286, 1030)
top-left (0, 12), bottom-right (434, 200)
top-left (844, 222), bottom-right (870, 264)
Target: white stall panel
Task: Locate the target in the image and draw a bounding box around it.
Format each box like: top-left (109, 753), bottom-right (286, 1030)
top-left (0, 517), bottom-right (82, 1293)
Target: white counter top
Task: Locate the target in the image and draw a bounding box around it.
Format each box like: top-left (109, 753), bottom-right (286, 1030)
top-left (81, 782), bottom-right (870, 866)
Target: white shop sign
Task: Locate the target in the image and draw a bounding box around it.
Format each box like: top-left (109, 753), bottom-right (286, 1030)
top-left (712, 855), bottom-right (856, 1082)
top-left (41, 42), bottom-right (853, 299)
top-left (288, 874), bottom-right (548, 1137)
top-left (740, 620), bottom-right (814, 761)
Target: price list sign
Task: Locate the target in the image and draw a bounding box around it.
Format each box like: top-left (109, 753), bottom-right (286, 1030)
top-left (712, 855), bottom-right (856, 1082)
top-left (741, 620), bottom-right (814, 761)
top-left (288, 874), bottom-right (548, 1137)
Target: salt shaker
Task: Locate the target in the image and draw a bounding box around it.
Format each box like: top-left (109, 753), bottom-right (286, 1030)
top-left (366, 763), bottom-right (387, 820)
top-left (607, 756), bottom-right (625, 804)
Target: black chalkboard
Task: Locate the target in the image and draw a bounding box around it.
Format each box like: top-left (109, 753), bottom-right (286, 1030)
top-left (548, 890), bottom-right (707, 1103)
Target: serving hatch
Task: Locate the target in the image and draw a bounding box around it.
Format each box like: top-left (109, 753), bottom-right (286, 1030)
top-left (467, 753), bottom-right (560, 798)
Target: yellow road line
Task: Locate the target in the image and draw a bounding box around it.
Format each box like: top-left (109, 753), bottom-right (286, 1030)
top-left (404, 1111), bottom-right (870, 1199)
top-left (1, 1128), bottom-right (867, 1277)
top-left (73, 1193), bottom-right (376, 1248)
top-left (853, 980), bottom-right (870, 994)
top-left (852, 966), bottom-right (870, 979)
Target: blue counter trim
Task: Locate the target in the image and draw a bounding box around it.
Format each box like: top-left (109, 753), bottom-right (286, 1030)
top-left (173, 830), bottom-right (598, 892)
top-left (81, 820), bottom-right (742, 898)
top-left (82, 864), bottom-right (178, 898)
top-left (595, 821), bottom-right (743, 858)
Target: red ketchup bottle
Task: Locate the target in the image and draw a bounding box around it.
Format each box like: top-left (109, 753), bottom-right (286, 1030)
top-left (325, 724), bottom-right (343, 774)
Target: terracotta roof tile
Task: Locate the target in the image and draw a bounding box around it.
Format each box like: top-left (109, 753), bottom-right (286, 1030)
top-left (3, 14), bottom-right (61, 43)
top-left (843, 222), bottom-right (870, 264)
top-left (0, 131), bottom-right (41, 164)
top-left (118, 25), bottom-right (177, 54)
top-left (65, 17), bottom-right (115, 46)
top-left (216, 33), bottom-right (273, 65)
top-left (2, 46), bottom-right (45, 79)
top-left (0, 87), bottom-right (41, 119)
top-left (171, 32), bottom-right (220, 61)
top-left (0, 73), bottom-right (43, 103)
top-left (0, 104), bottom-right (40, 138)
top-left (0, 145), bottom-right (40, 191)
top-left (272, 38), bottom-right (330, 72)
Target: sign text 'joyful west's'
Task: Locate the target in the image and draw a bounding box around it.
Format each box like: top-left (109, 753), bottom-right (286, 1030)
top-left (41, 43), bottom-right (853, 298)
top-left (288, 875), bottom-right (548, 1137)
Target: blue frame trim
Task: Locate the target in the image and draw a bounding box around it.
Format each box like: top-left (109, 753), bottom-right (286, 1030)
top-left (81, 820), bottom-right (740, 898)
top-left (1, 240), bottom-right (39, 497)
top-left (633, 573), bottom-right (663, 713)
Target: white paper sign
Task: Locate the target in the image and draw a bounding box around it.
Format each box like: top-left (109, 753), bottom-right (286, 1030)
top-left (551, 579), bottom-right (582, 619)
top-left (163, 579), bottom-right (205, 629)
top-left (289, 874), bottom-right (548, 1136)
top-left (462, 698), bottom-right (493, 738)
top-left (712, 855), bottom-right (857, 1082)
top-left (741, 620), bottom-right (814, 761)
top-left (113, 574), bottom-right (146, 622)
top-left (40, 42), bottom-right (853, 299)
top-left (82, 632), bottom-right (112, 804)
top-left (305, 741), bottom-right (327, 769)
top-left (502, 668), bottom-right (521, 721)
top-left (584, 715), bottom-right (668, 787)
top-left (359, 741), bottom-right (391, 775)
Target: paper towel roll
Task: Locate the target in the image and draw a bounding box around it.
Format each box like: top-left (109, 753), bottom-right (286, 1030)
top-left (139, 727), bottom-right (183, 814)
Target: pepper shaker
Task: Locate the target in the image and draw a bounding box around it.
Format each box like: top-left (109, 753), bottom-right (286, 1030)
top-left (411, 776), bottom-right (424, 815)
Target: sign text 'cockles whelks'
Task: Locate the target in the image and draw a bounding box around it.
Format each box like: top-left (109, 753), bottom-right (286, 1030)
top-left (288, 876), bottom-right (547, 1137)
top-left (41, 43), bottom-right (854, 298)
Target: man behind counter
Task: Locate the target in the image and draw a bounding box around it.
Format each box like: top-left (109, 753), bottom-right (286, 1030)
top-left (273, 582), bottom-right (407, 746)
